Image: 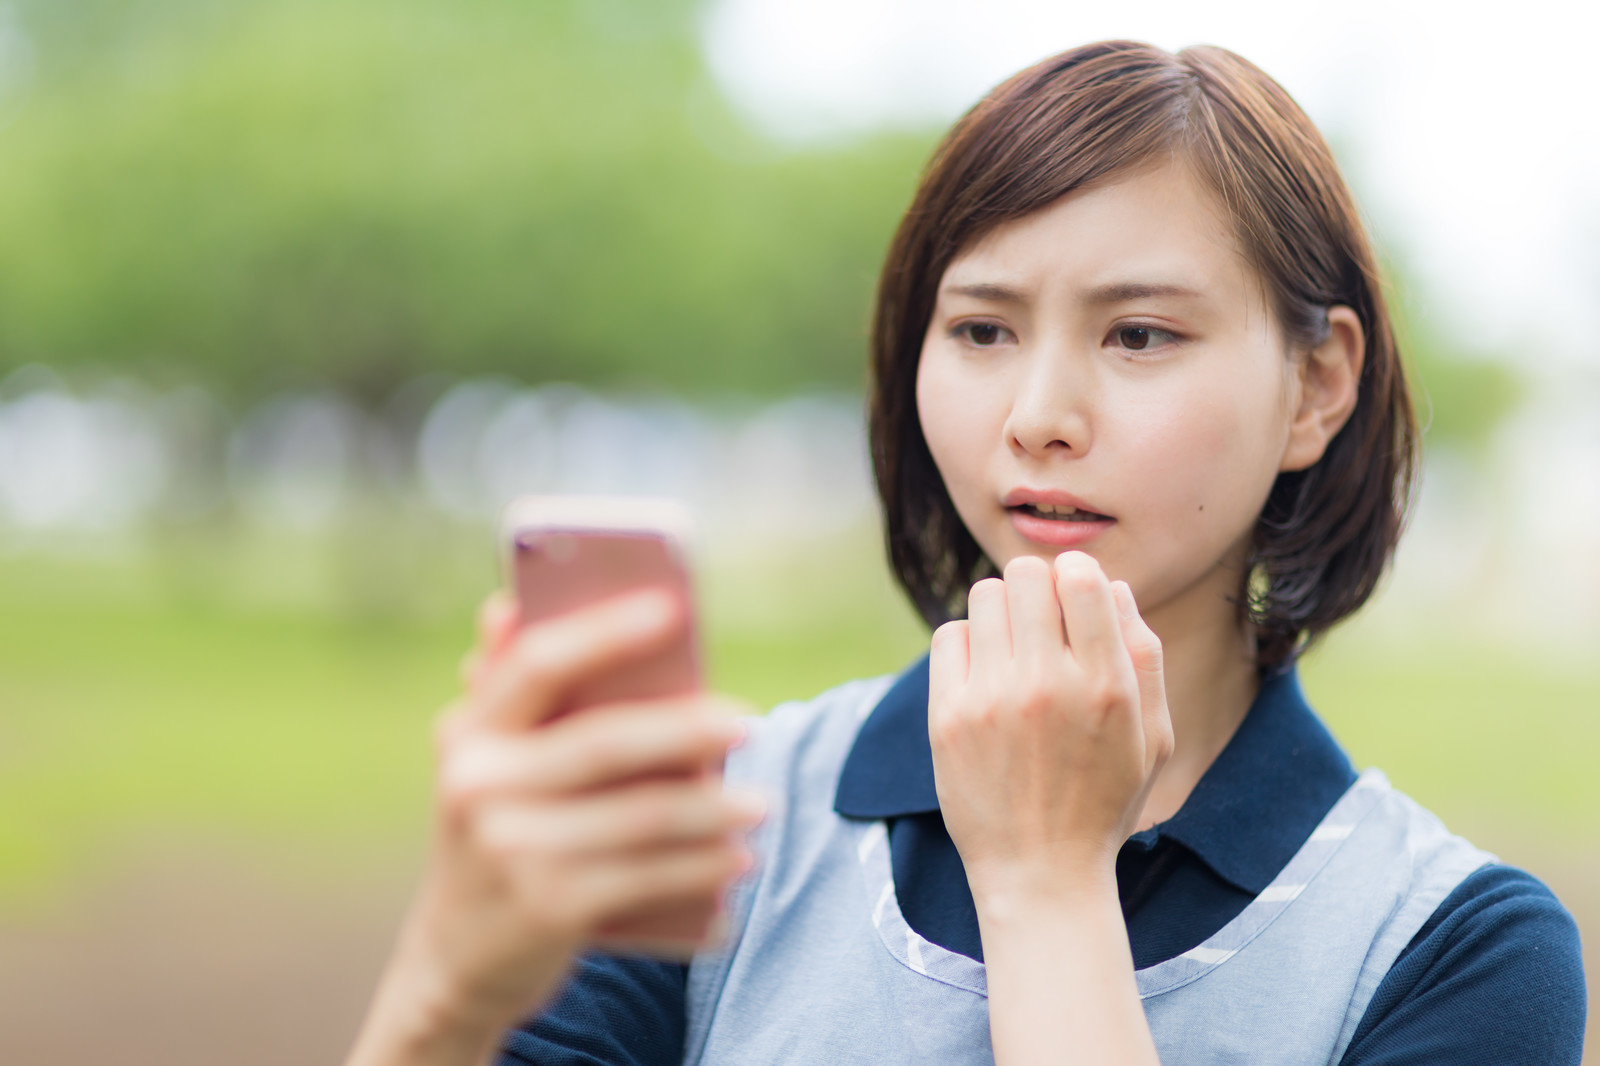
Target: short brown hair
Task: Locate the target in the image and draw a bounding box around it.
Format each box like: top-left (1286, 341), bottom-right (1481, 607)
top-left (868, 40), bottom-right (1417, 671)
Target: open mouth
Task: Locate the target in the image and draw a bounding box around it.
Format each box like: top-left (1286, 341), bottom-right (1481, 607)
top-left (1010, 502), bottom-right (1112, 523)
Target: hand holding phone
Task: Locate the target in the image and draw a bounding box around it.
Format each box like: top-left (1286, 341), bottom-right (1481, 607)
top-left (496, 496), bottom-right (743, 953)
top-left (352, 586), bottom-right (756, 1064)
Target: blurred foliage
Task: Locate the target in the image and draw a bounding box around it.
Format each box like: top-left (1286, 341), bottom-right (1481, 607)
top-left (1321, 127), bottom-right (1525, 454)
top-left (0, 0), bottom-right (929, 401)
top-left (1381, 254), bottom-right (1523, 454)
top-left (0, 0), bottom-right (1523, 441)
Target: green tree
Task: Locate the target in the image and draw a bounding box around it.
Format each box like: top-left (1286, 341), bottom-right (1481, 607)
top-left (0, 0), bottom-right (931, 401)
top-left (1381, 253), bottom-right (1522, 455)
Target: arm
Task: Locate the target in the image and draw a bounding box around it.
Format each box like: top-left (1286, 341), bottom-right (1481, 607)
top-left (344, 591), bottom-right (761, 1066)
top-left (500, 955), bottom-right (688, 1066)
top-left (929, 552), bottom-right (1172, 1066)
top-left (1340, 865), bottom-right (1586, 1065)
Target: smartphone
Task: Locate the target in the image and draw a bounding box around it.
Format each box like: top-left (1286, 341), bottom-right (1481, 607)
top-left (501, 494), bottom-right (702, 714)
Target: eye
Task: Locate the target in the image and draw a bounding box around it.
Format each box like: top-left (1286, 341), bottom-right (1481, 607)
top-left (951, 321), bottom-right (1014, 348)
top-left (1110, 324), bottom-right (1179, 354)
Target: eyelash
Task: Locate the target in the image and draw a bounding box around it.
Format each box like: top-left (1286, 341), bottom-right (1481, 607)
top-left (1107, 322), bottom-right (1182, 357)
top-left (947, 319), bottom-right (1183, 356)
top-left (949, 321), bottom-right (1014, 348)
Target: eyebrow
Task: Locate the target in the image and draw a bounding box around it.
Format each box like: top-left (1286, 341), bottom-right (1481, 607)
top-left (1083, 281), bottom-right (1205, 305)
top-left (940, 280), bottom-right (1206, 305)
top-left (943, 282), bottom-right (1029, 303)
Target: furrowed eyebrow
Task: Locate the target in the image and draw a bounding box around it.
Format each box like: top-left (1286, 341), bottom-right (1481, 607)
top-left (1082, 281), bottom-right (1205, 304)
top-left (942, 282), bottom-right (1029, 303)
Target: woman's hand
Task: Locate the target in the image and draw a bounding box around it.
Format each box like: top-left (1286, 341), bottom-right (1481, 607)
top-left (928, 551), bottom-right (1171, 1066)
top-left (928, 550), bottom-right (1172, 903)
top-left (346, 589), bottom-right (761, 1066)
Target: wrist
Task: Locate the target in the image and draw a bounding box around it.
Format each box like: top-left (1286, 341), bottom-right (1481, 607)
top-left (352, 933), bottom-right (573, 1066)
top-left (348, 902), bottom-right (573, 1066)
top-left (348, 961), bottom-right (508, 1066)
top-left (968, 853), bottom-right (1120, 930)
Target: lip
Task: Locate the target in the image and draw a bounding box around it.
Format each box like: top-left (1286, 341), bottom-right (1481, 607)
top-left (1002, 486), bottom-right (1115, 548)
top-left (1001, 487), bottom-right (1108, 514)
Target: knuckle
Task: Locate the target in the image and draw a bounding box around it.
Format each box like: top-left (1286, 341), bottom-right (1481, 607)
top-left (1083, 676), bottom-right (1122, 715)
top-left (969, 695), bottom-right (1002, 729)
top-left (928, 711), bottom-right (962, 752)
top-left (1011, 674), bottom-right (1054, 718)
top-left (1128, 627), bottom-right (1163, 660)
top-left (930, 696), bottom-right (981, 745)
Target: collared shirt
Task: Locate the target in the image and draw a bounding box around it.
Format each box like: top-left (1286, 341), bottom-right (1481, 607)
top-left (502, 660), bottom-right (1586, 1065)
top-left (834, 659), bottom-right (1359, 967)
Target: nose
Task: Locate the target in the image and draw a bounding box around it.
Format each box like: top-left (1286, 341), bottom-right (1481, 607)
top-left (1001, 344), bottom-right (1094, 459)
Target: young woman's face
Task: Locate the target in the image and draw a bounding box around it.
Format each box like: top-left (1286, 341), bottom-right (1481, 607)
top-left (916, 161), bottom-right (1299, 621)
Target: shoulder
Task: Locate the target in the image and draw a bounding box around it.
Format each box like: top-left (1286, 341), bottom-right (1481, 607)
top-left (726, 673), bottom-right (896, 789)
top-left (1341, 863), bottom-right (1587, 1065)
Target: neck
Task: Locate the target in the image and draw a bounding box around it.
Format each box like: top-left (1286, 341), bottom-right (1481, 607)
top-left (1134, 568), bottom-right (1260, 829)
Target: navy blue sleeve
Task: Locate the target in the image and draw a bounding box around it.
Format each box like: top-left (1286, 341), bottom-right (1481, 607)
top-left (497, 954), bottom-right (687, 1066)
top-left (1340, 864), bottom-right (1586, 1065)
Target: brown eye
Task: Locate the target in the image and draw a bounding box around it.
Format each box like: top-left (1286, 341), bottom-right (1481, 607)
top-left (966, 323), bottom-right (1002, 346)
top-left (1111, 325), bottom-right (1178, 354)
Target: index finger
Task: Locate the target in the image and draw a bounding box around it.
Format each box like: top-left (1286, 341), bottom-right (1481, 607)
top-left (473, 587), bottom-right (684, 731)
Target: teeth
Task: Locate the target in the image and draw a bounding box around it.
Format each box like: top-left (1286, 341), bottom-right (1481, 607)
top-left (1035, 504), bottom-right (1079, 516)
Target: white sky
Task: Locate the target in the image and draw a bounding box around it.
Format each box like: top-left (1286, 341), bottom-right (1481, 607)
top-left (702, 0), bottom-right (1600, 370)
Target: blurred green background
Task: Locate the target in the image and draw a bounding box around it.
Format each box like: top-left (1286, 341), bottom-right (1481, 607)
top-left (0, 1), bottom-right (1591, 1063)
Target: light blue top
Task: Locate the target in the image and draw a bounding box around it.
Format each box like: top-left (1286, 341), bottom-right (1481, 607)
top-left (684, 676), bottom-right (1494, 1065)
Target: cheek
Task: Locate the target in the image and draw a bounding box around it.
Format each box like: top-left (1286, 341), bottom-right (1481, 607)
top-left (1115, 368), bottom-right (1289, 531)
top-left (915, 352), bottom-right (1001, 509)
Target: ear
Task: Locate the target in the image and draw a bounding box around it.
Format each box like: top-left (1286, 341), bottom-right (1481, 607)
top-left (1280, 305), bottom-right (1364, 472)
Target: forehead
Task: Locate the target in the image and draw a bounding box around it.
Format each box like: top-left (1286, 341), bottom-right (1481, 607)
top-left (939, 161), bottom-right (1258, 307)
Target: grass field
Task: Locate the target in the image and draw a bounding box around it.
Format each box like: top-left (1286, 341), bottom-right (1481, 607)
top-left (2, 527), bottom-right (1597, 904)
top-left (0, 529), bottom-right (1593, 1065)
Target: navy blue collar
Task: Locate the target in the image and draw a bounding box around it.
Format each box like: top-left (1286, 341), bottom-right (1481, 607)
top-left (834, 657), bottom-right (1356, 895)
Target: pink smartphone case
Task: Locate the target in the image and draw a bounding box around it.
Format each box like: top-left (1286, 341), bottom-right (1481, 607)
top-left (512, 526), bottom-right (702, 713)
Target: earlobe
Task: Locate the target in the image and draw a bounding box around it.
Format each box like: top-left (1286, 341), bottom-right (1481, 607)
top-left (1280, 306), bottom-right (1364, 472)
